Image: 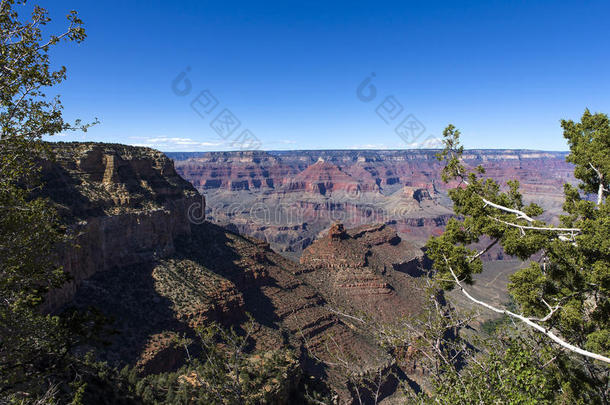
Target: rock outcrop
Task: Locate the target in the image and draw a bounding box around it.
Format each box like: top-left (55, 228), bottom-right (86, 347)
top-left (41, 142), bottom-right (407, 401)
top-left (300, 223), bottom-right (426, 323)
top-left (41, 142), bottom-right (200, 311)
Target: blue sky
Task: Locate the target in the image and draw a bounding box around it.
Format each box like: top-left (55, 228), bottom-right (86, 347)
top-left (45, 0), bottom-right (610, 151)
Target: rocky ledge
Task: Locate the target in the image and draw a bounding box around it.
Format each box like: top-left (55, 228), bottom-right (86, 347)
top-left (40, 142), bottom-right (200, 311)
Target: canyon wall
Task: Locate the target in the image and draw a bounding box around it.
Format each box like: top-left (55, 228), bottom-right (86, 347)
top-left (169, 149), bottom-right (574, 255)
top-left (41, 143), bottom-right (200, 311)
top-left (169, 149), bottom-right (573, 194)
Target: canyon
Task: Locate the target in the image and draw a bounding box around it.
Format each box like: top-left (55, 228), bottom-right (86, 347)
top-left (40, 143), bottom-right (432, 401)
top-left (38, 143), bottom-right (576, 402)
top-left (169, 149), bottom-right (574, 257)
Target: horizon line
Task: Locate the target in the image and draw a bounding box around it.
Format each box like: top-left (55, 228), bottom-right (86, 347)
top-left (162, 148), bottom-right (571, 153)
top-left (48, 141), bottom-right (571, 154)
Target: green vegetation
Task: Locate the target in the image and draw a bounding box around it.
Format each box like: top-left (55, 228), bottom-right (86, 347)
top-left (130, 320), bottom-right (301, 405)
top-left (0, 1), bottom-right (109, 402)
top-left (426, 334), bottom-right (561, 404)
top-left (480, 314), bottom-right (509, 335)
top-left (422, 113), bottom-right (610, 402)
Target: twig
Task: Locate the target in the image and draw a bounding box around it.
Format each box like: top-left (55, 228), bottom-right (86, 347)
top-left (468, 238), bottom-right (500, 263)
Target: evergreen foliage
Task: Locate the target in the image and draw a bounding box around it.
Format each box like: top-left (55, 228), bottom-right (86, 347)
top-left (425, 113), bottom-right (610, 401)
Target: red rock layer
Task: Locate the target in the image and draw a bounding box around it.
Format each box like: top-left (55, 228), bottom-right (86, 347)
top-left (300, 223), bottom-right (426, 324)
top-left (285, 159), bottom-right (379, 195)
top-left (170, 149), bottom-right (574, 255)
top-left (170, 149), bottom-right (574, 199)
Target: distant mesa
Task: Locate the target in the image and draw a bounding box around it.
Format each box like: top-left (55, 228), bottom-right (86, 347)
top-left (169, 149), bottom-right (574, 256)
top-left (286, 159), bottom-right (372, 195)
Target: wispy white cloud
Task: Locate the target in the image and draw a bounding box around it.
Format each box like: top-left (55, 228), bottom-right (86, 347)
top-left (403, 136), bottom-right (444, 149)
top-left (129, 136), bottom-right (302, 152)
top-left (126, 135), bottom-right (443, 152)
top-left (347, 143), bottom-right (401, 149)
top-left (128, 136), bottom-right (228, 151)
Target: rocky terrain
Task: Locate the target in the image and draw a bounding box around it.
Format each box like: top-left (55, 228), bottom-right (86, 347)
top-left (40, 143), bottom-right (200, 312)
top-left (300, 223), bottom-right (427, 324)
top-left (37, 143), bottom-right (578, 402)
top-left (41, 142), bottom-right (428, 402)
top-left (168, 149), bottom-right (574, 256)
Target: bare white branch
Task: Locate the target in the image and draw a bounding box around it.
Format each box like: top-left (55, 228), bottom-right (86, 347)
top-left (528, 298), bottom-right (560, 322)
top-left (589, 163), bottom-right (606, 206)
top-left (442, 256), bottom-right (610, 364)
top-left (482, 197), bottom-right (536, 222)
top-left (468, 238), bottom-right (500, 263)
top-left (489, 216), bottom-right (581, 236)
top-left (461, 175), bottom-right (581, 236)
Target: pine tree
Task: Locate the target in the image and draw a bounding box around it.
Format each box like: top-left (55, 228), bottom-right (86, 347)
top-left (425, 112), bottom-right (610, 401)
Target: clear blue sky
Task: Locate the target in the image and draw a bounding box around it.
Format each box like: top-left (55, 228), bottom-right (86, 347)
top-left (45, 0), bottom-right (610, 151)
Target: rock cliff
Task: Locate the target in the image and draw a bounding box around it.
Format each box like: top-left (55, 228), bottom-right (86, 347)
top-left (41, 142), bottom-right (200, 311)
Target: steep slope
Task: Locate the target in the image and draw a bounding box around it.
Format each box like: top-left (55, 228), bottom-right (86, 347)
top-left (41, 142), bottom-right (409, 400)
top-left (41, 142), bottom-right (200, 311)
top-left (70, 221), bottom-right (391, 388)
